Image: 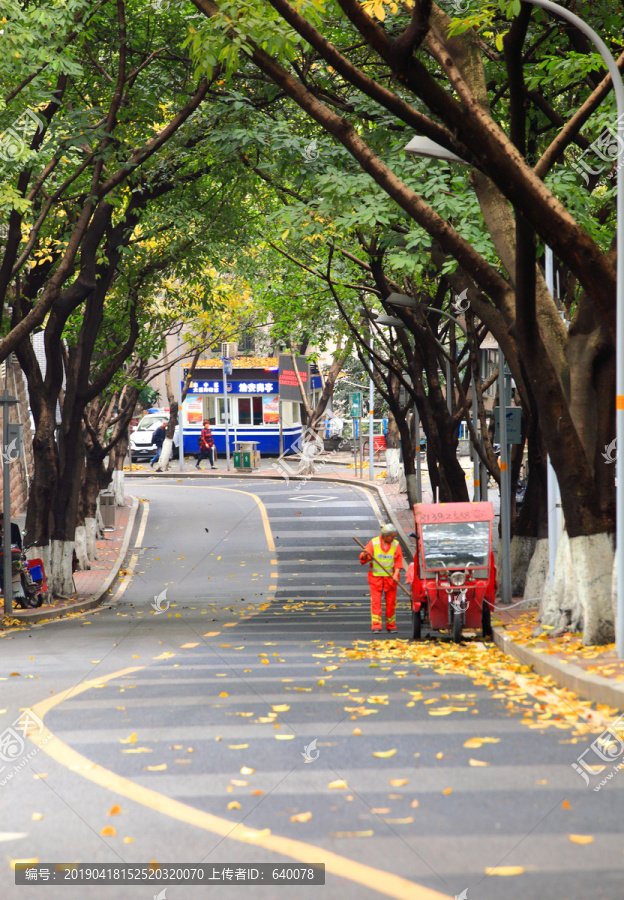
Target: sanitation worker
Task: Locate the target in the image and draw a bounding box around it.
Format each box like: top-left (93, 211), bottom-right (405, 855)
top-left (359, 523), bottom-right (403, 633)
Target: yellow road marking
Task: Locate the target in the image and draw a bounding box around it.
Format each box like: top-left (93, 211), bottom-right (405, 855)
top-left (28, 668), bottom-right (451, 900)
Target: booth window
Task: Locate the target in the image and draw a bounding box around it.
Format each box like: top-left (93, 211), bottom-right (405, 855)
top-left (292, 402), bottom-right (301, 424)
top-left (238, 397), bottom-right (251, 425)
top-left (253, 397), bottom-right (263, 425)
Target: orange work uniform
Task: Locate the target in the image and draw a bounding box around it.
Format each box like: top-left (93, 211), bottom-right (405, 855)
top-left (360, 535), bottom-right (403, 632)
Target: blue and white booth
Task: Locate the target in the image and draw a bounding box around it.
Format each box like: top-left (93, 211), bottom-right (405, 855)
top-left (181, 358), bottom-right (321, 456)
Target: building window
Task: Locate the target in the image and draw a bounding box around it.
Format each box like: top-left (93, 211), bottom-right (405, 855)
top-left (238, 331), bottom-right (255, 354)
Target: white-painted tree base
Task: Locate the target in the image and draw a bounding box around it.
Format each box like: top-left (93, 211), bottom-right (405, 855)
top-left (569, 532), bottom-right (614, 646)
top-left (385, 448), bottom-right (401, 484)
top-left (74, 526), bottom-right (90, 570)
top-left (50, 540), bottom-right (75, 598)
top-left (523, 537), bottom-right (549, 604)
top-left (510, 535), bottom-right (536, 598)
top-left (155, 437), bottom-right (173, 471)
top-left (85, 517), bottom-right (98, 561)
top-left (538, 532), bottom-right (578, 632)
top-left (111, 470), bottom-right (125, 506)
top-left (538, 532), bottom-right (615, 644)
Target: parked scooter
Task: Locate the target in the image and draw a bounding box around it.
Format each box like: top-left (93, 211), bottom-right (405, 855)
top-left (0, 518), bottom-right (47, 609)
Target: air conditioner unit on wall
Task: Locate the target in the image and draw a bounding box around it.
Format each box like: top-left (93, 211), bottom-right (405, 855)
top-left (221, 342), bottom-right (238, 359)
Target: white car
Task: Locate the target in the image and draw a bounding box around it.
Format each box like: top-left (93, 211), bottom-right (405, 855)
top-left (130, 413), bottom-right (180, 462)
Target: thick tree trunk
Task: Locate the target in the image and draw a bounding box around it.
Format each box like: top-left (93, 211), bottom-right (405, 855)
top-left (50, 539), bottom-right (75, 597)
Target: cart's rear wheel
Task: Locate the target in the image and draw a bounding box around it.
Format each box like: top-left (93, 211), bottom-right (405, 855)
top-left (482, 601), bottom-right (492, 638)
top-left (411, 608), bottom-right (421, 641)
top-left (452, 609), bottom-right (463, 643)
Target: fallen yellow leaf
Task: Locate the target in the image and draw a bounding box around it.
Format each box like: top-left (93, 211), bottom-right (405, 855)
top-left (181, 643), bottom-right (199, 648)
top-left (275, 734), bottom-right (295, 740)
top-left (101, 826), bottom-right (117, 836)
top-left (290, 811), bottom-right (312, 822)
top-left (463, 737), bottom-right (500, 749)
top-left (119, 733), bottom-right (137, 744)
top-left (469, 759), bottom-right (490, 767)
top-left (568, 834), bottom-right (594, 844)
top-left (328, 779), bottom-right (348, 789)
top-left (330, 830), bottom-right (373, 837)
top-left (240, 766), bottom-right (255, 775)
top-left (228, 744), bottom-right (249, 749)
top-left (485, 867), bottom-right (525, 876)
top-left (442, 787), bottom-right (452, 795)
top-left (272, 704), bottom-right (290, 712)
top-left (228, 801), bottom-right (241, 810)
top-left (373, 749), bottom-right (397, 758)
top-left (389, 779), bottom-right (409, 787)
top-left (383, 817), bottom-right (413, 824)
top-left (123, 837), bottom-right (134, 844)
top-left (145, 764), bottom-right (167, 771)
top-left (31, 813), bottom-right (43, 821)
top-left (108, 805), bottom-right (122, 816)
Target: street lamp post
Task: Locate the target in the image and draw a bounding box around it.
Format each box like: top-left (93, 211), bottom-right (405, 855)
top-left (1, 390), bottom-right (18, 616)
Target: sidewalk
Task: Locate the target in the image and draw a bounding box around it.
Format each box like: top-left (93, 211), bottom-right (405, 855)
top-left (2, 498), bottom-right (139, 626)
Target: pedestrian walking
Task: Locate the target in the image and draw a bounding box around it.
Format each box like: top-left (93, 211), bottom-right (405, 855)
top-left (150, 420), bottom-right (168, 468)
top-left (359, 523), bottom-right (403, 633)
top-left (196, 420), bottom-right (216, 469)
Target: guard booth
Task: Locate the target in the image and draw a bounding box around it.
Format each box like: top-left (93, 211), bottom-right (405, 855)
top-left (233, 441), bottom-right (260, 471)
top-left (181, 357), bottom-right (322, 457)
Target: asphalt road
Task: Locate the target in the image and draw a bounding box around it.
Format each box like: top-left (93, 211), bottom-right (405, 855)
top-left (0, 477), bottom-right (622, 900)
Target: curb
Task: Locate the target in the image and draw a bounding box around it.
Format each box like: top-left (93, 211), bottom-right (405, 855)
top-left (493, 625), bottom-right (624, 712)
top-left (11, 496), bottom-right (140, 624)
top-left (127, 470), bottom-right (415, 561)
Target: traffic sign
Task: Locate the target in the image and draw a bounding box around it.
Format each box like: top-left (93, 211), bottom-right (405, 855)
top-left (222, 359), bottom-right (233, 375)
top-left (494, 407), bottom-right (522, 444)
top-left (349, 392), bottom-right (363, 418)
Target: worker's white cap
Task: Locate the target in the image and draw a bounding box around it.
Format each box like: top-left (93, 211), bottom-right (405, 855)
top-left (381, 523), bottom-right (397, 537)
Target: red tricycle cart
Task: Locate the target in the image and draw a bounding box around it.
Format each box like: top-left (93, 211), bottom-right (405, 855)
top-left (410, 502), bottom-right (496, 642)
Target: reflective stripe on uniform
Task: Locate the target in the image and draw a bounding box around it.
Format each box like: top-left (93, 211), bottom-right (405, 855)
top-left (370, 536), bottom-right (398, 576)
